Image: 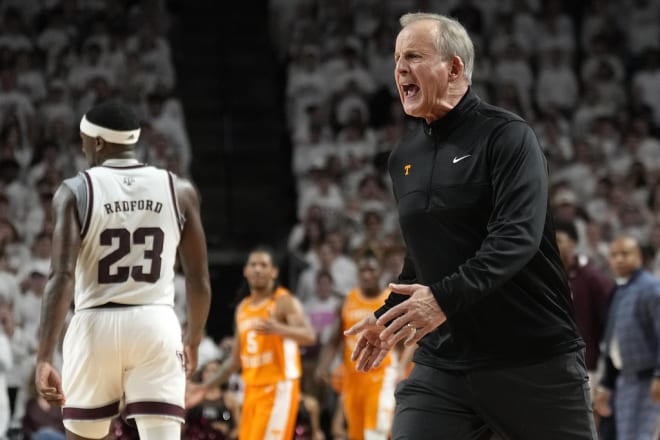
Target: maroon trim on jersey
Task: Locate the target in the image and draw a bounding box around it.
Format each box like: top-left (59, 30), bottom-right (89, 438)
top-left (167, 172), bottom-right (184, 231)
top-left (81, 171), bottom-right (93, 238)
top-left (62, 400), bottom-right (120, 420)
top-left (101, 163), bottom-right (146, 169)
top-left (124, 401), bottom-right (185, 421)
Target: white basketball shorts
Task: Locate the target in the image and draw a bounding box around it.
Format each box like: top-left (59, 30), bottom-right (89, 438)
top-left (61, 305), bottom-right (186, 423)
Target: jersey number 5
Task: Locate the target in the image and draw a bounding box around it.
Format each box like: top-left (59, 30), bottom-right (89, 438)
top-left (246, 330), bottom-right (259, 354)
top-left (98, 227), bottom-right (164, 284)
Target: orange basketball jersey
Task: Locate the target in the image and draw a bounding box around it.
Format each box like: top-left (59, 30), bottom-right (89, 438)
top-left (236, 286), bottom-right (302, 386)
top-left (342, 288), bottom-right (392, 376)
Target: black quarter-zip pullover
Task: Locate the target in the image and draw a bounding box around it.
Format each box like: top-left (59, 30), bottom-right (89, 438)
top-left (378, 88), bottom-right (584, 370)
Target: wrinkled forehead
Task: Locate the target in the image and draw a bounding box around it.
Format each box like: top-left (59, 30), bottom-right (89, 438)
top-left (395, 20), bottom-right (439, 51)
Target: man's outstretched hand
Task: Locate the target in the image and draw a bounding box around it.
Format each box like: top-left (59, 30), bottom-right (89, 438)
top-left (345, 284), bottom-right (446, 372)
top-left (344, 315), bottom-right (390, 372)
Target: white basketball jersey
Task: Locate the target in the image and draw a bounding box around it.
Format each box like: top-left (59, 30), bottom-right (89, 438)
top-left (70, 163), bottom-right (183, 311)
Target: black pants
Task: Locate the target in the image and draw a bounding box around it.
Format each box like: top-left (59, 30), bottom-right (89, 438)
top-left (391, 351), bottom-right (597, 440)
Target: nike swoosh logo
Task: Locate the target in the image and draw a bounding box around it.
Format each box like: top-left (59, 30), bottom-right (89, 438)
top-left (452, 154), bottom-right (471, 163)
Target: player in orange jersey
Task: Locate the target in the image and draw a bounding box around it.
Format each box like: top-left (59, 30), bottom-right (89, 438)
top-left (316, 249), bottom-right (401, 440)
top-left (186, 246), bottom-right (316, 440)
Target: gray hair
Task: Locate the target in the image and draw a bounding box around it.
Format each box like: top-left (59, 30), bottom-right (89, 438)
top-left (399, 12), bottom-right (474, 84)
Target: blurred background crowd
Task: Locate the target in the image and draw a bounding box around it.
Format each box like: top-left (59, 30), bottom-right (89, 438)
top-left (0, 0), bottom-right (657, 438)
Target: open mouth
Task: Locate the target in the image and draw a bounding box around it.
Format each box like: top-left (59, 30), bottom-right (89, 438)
top-left (402, 84), bottom-right (420, 99)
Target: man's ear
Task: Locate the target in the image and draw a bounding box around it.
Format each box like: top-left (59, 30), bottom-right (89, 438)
top-left (95, 137), bottom-right (104, 152)
top-left (450, 55), bottom-right (464, 80)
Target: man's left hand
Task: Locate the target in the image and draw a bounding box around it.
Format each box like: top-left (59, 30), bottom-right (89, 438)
top-left (377, 284), bottom-right (446, 347)
top-left (344, 315), bottom-right (390, 372)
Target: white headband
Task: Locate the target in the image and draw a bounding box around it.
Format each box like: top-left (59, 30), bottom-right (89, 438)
top-left (80, 115), bottom-right (141, 144)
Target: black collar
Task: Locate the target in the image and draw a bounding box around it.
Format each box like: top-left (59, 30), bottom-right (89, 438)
top-left (422, 87), bottom-right (480, 140)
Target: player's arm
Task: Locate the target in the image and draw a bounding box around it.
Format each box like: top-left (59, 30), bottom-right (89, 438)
top-left (186, 321), bottom-right (241, 409)
top-left (175, 177), bottom-right (212, 375)
top-left (270, 294), bottom-right (316, 346)
top-left (37, 184), bottom-right (79, 363)
top-left (315, 303), bottom-right (343, 383)
top-left (35, 184), bottom-right (80, 405)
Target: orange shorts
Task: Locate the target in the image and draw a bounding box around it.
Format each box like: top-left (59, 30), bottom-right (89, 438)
top-left (240, 378), bottom-right (300, 440)
top-left (342, 367), bottom-right (396, 440)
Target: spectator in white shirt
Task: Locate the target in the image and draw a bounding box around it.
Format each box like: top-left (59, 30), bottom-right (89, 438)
top-left (286, 45), bottom-right (329, 129)
top-left (16, 262), bottom-right (48, 336)
top-left (624, 0), bottom-right (660, 57)
top-left (535, 48), bottom-right (578, 113)
top-left (297, 165), bottom-right (345, 225)
top-left (581, 34), bottom-right (625, 84)
top-left (14, 50), bottom-right (46, 103)
top-left (142, 91), bottom-right (191, 172)
top-left (572, 84), bottom-right (614, 138)
top-left (536, 0), bottom-right (575, 55)
top-left (296, 241), bottom-right (358, 302)
top-left (492, 43), bottom-right (534, 119)
top-left (631, 48), bottom-right (660, 127)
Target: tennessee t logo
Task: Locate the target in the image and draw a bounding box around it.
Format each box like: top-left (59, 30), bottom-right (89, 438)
top-left (404, 164), bottom-right (412, 175)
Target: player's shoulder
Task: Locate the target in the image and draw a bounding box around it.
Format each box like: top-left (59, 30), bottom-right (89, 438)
top-left (167, 172), bottom-right (196, 197)
top-left (274, 286), bottom-right (302, 309)
top-left (61, 172), bottom-right (86, 190)
top-left (166, 172), bottom-right (199, 214)
top-left (236, 296), bottom-right (249, 310)
top-left (273, 286), bottom-right (294, 301)
top-left (55, 175), bottom-right (82, 204)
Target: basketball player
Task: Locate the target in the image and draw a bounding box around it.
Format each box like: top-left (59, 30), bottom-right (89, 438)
top-left (186, 247), bottom-right (316, 440)
top-left (316, 249), bottom-right (397, 440)
top-left (35, 100), bottom-right (211, 440)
